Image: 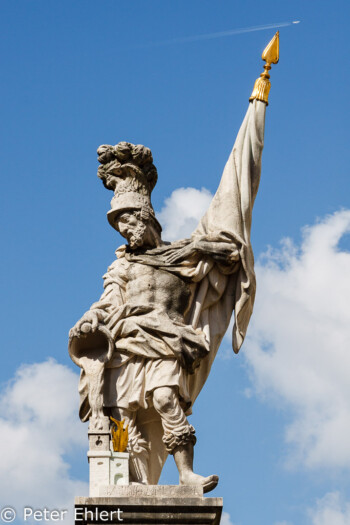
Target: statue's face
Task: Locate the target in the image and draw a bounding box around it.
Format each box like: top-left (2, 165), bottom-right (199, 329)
top-left (115, 211), bottom-right (148, 249)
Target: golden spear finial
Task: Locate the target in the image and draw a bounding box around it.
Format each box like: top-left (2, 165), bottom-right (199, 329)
top-left (249, 31), bottom-right (279, 105)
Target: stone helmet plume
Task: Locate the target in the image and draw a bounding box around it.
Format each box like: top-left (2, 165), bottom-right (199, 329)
top-left (97, 141), bottom-right (160, 231)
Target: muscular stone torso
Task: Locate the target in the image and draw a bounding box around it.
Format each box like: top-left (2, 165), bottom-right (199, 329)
top-left (125, 262), bottom-right (191, 321)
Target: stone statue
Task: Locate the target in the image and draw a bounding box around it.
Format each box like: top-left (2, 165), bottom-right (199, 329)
top-left (69, 33), bottom-right (279, 494)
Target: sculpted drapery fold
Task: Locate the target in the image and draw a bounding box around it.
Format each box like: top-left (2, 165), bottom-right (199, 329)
top-left (185, 99), bottom-right (266, 403)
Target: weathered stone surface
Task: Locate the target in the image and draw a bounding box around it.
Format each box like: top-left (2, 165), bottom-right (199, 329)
top-left (109, 452), bottom-right (129, 487)
top-left (98, 484), bottom-right (203, 498)
top-left (88, 416), bottom-right (110, 451)
top-left (88, 451), bottom-right (129, 496)
top-left (75, 493), bottom-right (223, 524)
top-left (88, 450), bottom-right (110, 497)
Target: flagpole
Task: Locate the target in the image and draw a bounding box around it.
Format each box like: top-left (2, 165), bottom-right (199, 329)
top-left (249, 31), bottom-right (279, 105)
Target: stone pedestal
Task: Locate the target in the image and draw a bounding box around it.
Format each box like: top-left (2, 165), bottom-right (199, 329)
top-left (75, 485), bottom-right (223, 524)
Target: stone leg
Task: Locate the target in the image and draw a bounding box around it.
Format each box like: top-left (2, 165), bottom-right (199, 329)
top-left (152, 386), bottom-right (219, 493)
top-left (110, 407), bottom-right (150, 484)
top-left (152, 386), bottom-right (196, 451)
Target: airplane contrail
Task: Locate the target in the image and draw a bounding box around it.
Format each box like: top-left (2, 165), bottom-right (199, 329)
top-left (143, 21), bottom-right (300, 47)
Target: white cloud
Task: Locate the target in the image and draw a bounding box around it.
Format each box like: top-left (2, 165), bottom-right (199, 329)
top-left (243, 209), bottom-right (350, 469)
top-left (157, 187), bottom-right (213, 241)
top-left (0, 360), bottom-right (88, 523)
top-left (221, 511), bottom-right (236, 525)
top-left (309, 492), bottom-right (350, 525)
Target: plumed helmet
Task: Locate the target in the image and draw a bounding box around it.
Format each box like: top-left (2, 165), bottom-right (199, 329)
top-left (96, 142), bottom-right (159, 230)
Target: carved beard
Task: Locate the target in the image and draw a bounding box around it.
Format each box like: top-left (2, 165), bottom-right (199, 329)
top-left (128, 221), bottom-right (147, 249)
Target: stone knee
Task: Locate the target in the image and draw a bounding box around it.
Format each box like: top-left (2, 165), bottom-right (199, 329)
top-left (152, 386), bottom-right (196, 454)
top-left (152, 386), bottom-right (177, 414)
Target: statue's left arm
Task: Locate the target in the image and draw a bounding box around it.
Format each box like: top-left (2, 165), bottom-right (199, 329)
top-left (163, 235), bottom-right (240, 269)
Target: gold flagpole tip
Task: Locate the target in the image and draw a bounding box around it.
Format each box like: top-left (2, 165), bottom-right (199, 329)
top-left (249, 31), bottom-right (280, 105)
top-left (262, 31), bottom-right (279, 64)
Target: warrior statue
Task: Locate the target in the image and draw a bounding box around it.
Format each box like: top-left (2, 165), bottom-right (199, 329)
top-left (69, 33), bottom-right (279, 493)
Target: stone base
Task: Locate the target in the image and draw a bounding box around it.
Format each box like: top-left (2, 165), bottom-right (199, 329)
top-left (75, 485), bottom-right (223, 524)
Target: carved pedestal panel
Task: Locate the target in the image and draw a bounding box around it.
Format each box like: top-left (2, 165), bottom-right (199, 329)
top-left (75, 485), bottom-right (223, 524)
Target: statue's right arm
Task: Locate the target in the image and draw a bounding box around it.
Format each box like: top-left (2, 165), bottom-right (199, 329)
top-left (69, 258), bottom-right (126, 338)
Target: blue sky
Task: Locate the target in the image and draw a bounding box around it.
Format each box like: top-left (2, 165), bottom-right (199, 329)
top-left (0, 1), bottom-right (350, 524)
